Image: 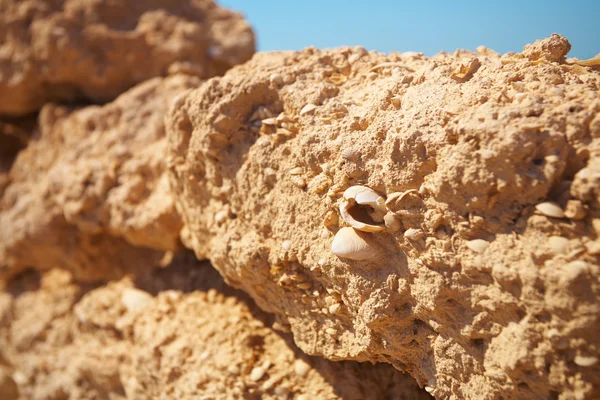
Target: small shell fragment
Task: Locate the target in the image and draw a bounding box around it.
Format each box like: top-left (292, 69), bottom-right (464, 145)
top-left (121, 288), bottom-right (153, 313)
top-left (328, 303), bottom-right (341, 314)
top-left (282, 240), bottom-right (292, 251)
top-left (385, 189), bottom-right (419, 211)
top-left (325, 328), bottom-right (338, 336)
top-left (331, 227), bottom-right (381, 261)
top-left (300, 103), bottom-right (318, 115)
top-left (383, 212), bottom-right (401, 232)
top-left (535, 202), bottom-right (565, 218)
top-left (404, 228), bottom-right (425, 241)
top-left (294, 360), bottom-right (311, 377)
top-left (289, 167), bottom-right (303, 175)
top-left (250, 366), bottom-right (266, 381)
top-left (574, 356), bottom-right (598, 367)
top-left (214, 210), bottom-right (228, 223)
top-left (261, 117), bottom-right (277, 126)
top-left (466, 239), bottom-right (490, 253)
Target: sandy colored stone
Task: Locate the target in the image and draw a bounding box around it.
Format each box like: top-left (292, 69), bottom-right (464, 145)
top-left (0, 0), bottom-right (255, 116)
top-left (0, 75), bottom-right (201, 281)
top-left (0, 253), bottom-right (430, 399)
top-left (168, 36), bottom-right (600, 399)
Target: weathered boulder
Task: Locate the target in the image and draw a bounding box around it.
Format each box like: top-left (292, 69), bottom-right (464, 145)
top-left (1, 75), bottom-right (201, 281)
top-left (0, 0), bottom-right (255, 115)
top-left (167, 35), bottom-right (600, 399)
top-left (0, 253), bottom-right (430, 399)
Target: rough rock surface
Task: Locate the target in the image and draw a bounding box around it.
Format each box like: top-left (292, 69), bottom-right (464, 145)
top-left (0, 117), bottom-right (34, 196)
top-left (0, 0), bottom-right (255, 116)
top-left (0, 252), bottom-right (430, 399)
top-left (168, 35), bottom-right (600, 399)
top-left (1, 74), bottom-right (201, 281)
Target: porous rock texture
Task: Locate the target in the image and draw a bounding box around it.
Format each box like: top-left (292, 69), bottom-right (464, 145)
top-left (168, 35), bottom-right (600, 399)
top-left (0, 0), bottom-right (255, 116)
top-left (0, 252), bottom-right (430, 399)
top-left (0, 74), bottom-right (201, 281)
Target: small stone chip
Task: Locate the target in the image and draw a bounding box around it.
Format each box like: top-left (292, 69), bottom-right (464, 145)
top-left (293, 359), bottom-right (311, 377)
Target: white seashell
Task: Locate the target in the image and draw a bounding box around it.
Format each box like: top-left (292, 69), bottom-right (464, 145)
top-left (535, 202), bottom-right (565, 218)
top-left (288, 166), bottom-right (303, 175)
top-left (385, 189), bottom-right (419, 211)
top-left (325, 327), bottom-right (338, 336)
top-left (250, 366), bottom-right (265, 381)
top-left (300, 103), bottom-right (318, 115)
top-left (404, 228), bottom-right (425, 241)
top-left (341, 147), bottom-right (360, 160)
top-left (269, 73), bottom-right (283, 86)
top-left (466, 239), bottom-right (489, 253)
top-left (331, 227), bottom-right (381, 260)
top-left (294, 360), bottom-right (311, 377)
top-left (339, 186), bottom-right (387, 232)
top-left (383, 212), bottom-right (401, 232)
top-left (574, 356), bottom-right (598, 367)
top-left (121, 288), bottom-right (153, 313)
top-left (261, 117), bottom-right (277, 126)
top-left (328, 303), bottom-right (341, 314)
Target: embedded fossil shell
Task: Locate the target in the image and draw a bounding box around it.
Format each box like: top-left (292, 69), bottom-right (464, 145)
top-left (535, 201), bottom-right (565, 218)
top-left (331, 227), bottom-right (381, 260)
top-left (339, 186), bottom-right (387, 232)
top-left (466, 239), bottom-right (489, 253)
top-left (385, 189), bottom-right (419, 211)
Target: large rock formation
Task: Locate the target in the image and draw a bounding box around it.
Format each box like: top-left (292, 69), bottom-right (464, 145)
top-left (0, 253), bottom-right (430, 399)
top-left (0, 0), bottom-right (255, 115)
top-left (167, 35), bottom-right (600, 399)
top-left (0, 75), bottom-right (201, 281)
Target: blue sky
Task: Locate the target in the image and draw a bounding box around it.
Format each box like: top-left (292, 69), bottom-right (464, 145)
top-left (220, 1), bottom-right (599, 59)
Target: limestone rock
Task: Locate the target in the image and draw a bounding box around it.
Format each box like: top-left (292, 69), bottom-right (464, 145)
top-left (0, 254), bottom-right (430, 399)
top-left (168, 36), bottom-right (600, 399)
top-left (1, 75), bottom-right (201, 281)
top-left (0, 0), bottom-right (255, 115)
